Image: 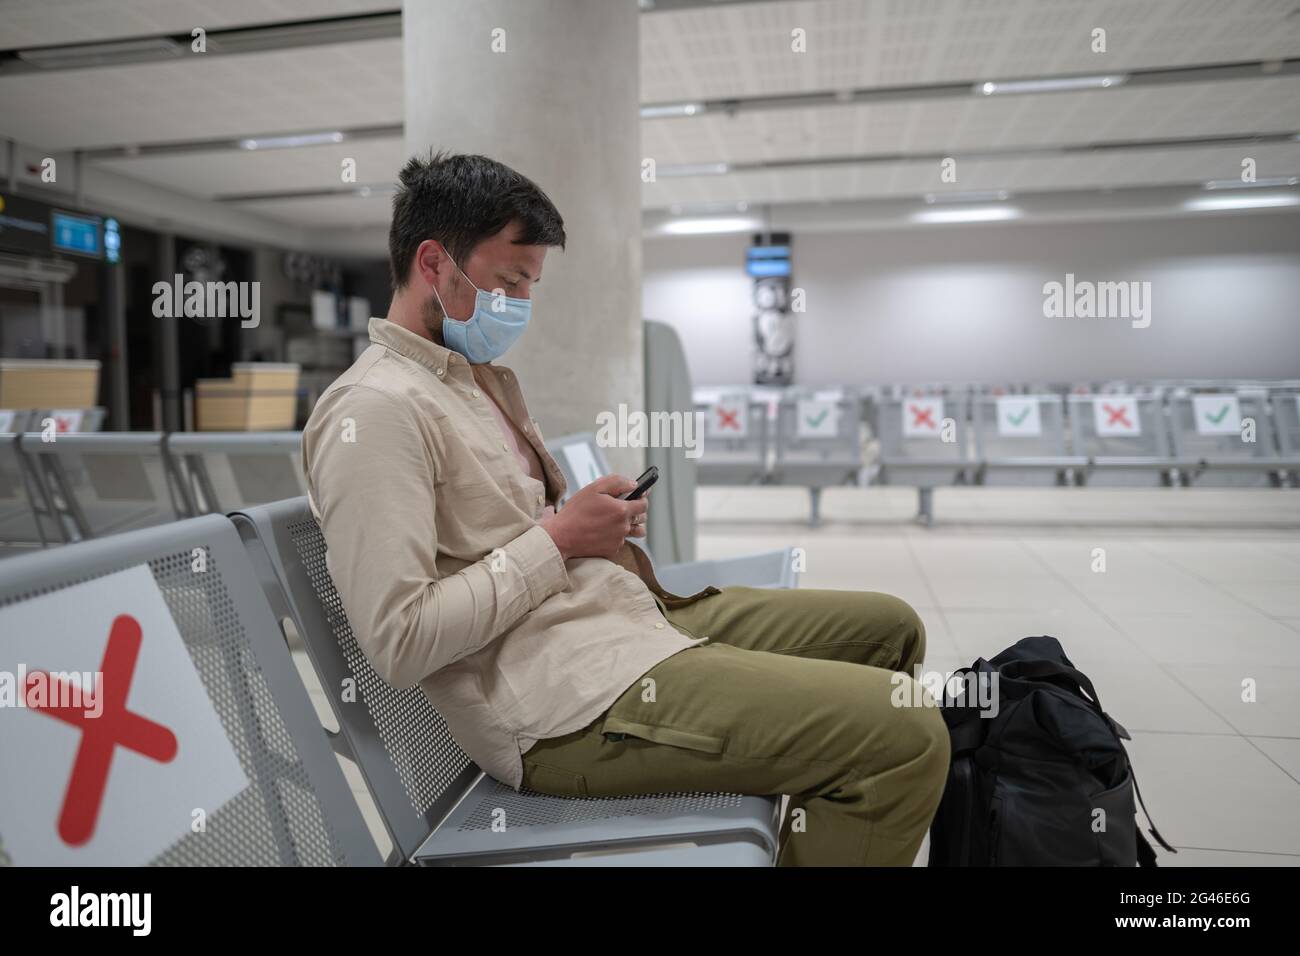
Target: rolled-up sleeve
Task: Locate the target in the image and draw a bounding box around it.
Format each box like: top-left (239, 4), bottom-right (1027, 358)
top-left (303, 384), bottom-right (569, 689)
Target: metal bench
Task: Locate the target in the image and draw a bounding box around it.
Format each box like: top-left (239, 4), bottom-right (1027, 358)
top-left (1168, 389), bottom-right (1292, 487)
top-left (772, 389), bottom-right (863, 525)
top-left (1067, 393), bottom-right (1181, 486)
top-left (19, 431), bottom-right (193, 542)
top-left (1270, 388), bottom-right (1300, 487)
top-left (0, 513), bottom-right (381, 865)
top-left (876, 393), bottom-right (973, 525)
top-left (972, 393), bottom-right (1086, 486)
top-left (694, 390), bottom-right (771, 486)
top-left (233, 497), bottom-right (781, 866)
top-left (168, 431), bottom-right (306, 513)
top-left (0, 431), bottom-right (58, 557)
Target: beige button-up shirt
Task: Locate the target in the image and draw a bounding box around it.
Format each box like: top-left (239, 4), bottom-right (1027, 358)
top-left (302, 317), bottom-right (711, 790)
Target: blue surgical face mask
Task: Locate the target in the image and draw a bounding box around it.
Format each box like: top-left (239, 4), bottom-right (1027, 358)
top-left (432, 254), bottom-right (531, 364)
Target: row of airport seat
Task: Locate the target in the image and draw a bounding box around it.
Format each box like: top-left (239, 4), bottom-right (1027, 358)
top-left (0, 495), bottom-right (786, 865)
top-left (0, 430), bottom-right (305, 558)
top-left (693, 385), bottom-right (1300, 524)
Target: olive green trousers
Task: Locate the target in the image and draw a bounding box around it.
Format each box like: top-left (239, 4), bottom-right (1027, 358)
top-left (520, 586), bottom-right (950, 866)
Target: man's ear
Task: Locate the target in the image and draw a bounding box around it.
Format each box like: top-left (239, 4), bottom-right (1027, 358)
top-left (413, 239), bottom-right (448, 291)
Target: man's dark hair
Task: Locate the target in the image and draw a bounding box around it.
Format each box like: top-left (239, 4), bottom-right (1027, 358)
top-left (388, 151), bottom-right (566, 290)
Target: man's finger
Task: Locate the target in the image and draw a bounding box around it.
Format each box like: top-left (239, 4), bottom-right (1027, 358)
top-left (589, 474), bottom-right (635, 496)
top-left (622, 497), bottom-right (649, 516)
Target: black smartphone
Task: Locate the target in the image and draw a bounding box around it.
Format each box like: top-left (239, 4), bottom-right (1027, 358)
top-left (622, 465), bottom-right (659, 500)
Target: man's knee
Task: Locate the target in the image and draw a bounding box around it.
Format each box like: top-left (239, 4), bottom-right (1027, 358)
top-left (905, 702), bottom-right (951, 797)
top-left (855, 592), bottom-right (927, 671)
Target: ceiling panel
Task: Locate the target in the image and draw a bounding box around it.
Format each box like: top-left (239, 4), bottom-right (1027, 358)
top-left (232, 191), bottom-right (394, 227)
top-left (641, 0), bottom-right (1300, 103)
top-left (0, 0), bottom-right (398, 50)
top-left (640, 76), bottom-right (1300, 164)
top-left (641, 141), bottom-right (1300, 207)
top-left (94, 136), bottom-right (406, 197)
top-left (0, 37), bottom-right (403, 149)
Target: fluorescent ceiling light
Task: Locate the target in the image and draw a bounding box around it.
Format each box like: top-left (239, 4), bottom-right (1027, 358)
top-left (660, 216), bottom-right (759, 235)
top-left (975, 74), bottom-right (1128, 96)
top-left (912, 206), bottom-right (1022, 224)
top-left (640, 102), bottom-right (705, 119)
top-left (1184, 193), bottom-right (1300, 212)
top-left (1204, 176), bottom-right (1299, 190)
top-left (656, 161), bottom-right (729, 177)
top-left (239, 131), bottom-right (345, 150)
top-left (924, 190), bottom-right (1011, 204)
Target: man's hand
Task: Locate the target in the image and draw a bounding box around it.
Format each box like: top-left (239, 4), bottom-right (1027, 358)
top-left (539, 475), bottom-right (648, 561)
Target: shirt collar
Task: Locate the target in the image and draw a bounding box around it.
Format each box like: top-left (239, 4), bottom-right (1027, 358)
top-left (368, 316), bottom-right (517, 381)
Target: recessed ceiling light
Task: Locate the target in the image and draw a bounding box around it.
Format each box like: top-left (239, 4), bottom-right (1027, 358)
top-left (660, 216), bottom-right (760, 235)
top-left (640, 102), bottom-right (706, 119)
top-left (1204, 176), bottom-right (1299, 190)
top-left (656, 162), bottom-right (729, 178)
top-left (912, 206), bottom-right (1022, 224)
top-left (975, 75), bottom-right (1128, 96)
top-left (238, 131), bottom-right (345, 150)
top-left (1184, 193), bottom-right (1300, 212)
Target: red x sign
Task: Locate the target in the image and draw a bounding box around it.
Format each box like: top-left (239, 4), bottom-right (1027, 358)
top-left (1102, 403), bottom-right (1131, 428)
top-left (26, 614), bottom-right (178, 846)
top-left (909, 404), bottom-right (936, 428)
top-left (716, 407), bottom-right (741, 430)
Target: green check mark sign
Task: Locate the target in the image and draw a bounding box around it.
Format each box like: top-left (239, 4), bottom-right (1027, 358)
top-left (1007, 407), bottom-right (1031, 426)
top-left (1205, 404), bottom-right (1231, 425)
top-left (804, 409), bottom-right (829, 428)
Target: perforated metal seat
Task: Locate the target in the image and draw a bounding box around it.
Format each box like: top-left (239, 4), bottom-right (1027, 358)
top-left (233, 497), bottom-right (781, 866)
top-left (0, 514), bottom-right (381, 866)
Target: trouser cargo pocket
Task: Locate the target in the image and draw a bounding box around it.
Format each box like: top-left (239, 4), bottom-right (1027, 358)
top-left (600, 716), bottom-right (727, 755)
top-left (522, 759), bottom-right (591, 798)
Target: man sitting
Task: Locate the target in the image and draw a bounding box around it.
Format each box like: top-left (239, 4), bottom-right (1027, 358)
top-left (303, 151), bottom-right (949, 866)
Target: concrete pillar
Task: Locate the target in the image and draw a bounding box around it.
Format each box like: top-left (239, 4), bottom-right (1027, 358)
top-left (403, 0), bottom-right (644, 476)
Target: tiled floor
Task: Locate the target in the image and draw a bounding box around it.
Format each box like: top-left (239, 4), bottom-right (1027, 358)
top-left (696, 485), bottom-right (1300, 866)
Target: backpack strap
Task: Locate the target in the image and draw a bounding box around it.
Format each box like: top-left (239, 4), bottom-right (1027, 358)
top-left (1132, 770), bottom-right (1177, 855)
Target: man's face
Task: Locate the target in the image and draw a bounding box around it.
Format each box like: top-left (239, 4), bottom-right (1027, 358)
top-left (417, 220), bottom-right (549, 339)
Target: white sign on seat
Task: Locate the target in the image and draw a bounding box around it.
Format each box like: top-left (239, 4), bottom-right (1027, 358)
top-left (796, 399), bottom-right (838, 439)
top-left (995, 397), bottom-right (1042, 438)
top-left (1191, 394), bottom-right (1242, 436)
top-left (1093, 396), bottom-right (1141, 437)
top-left (708, 397), bottom-right (749, 439)
top-left (0, 565), bottom-right (249, 865)
top-left (902, 397), bottom-right (944, 438)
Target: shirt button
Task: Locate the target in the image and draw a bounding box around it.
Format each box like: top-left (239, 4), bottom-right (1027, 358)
top-left (523, 423), bottom-right (531, 433)
top-left (536, 494), bottom-right (545, 505)
top-left (471, 389), bottom-right (481, 398)
top-left (654, 622), bottom-right (665, 630)
top-left (435, 367), bottom-right (445, 377)
top-left (502, 443), bottom-right (510, 452)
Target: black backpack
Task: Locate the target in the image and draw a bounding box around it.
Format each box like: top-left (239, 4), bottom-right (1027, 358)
top-left (928, 635), bottom-right (1174, 867)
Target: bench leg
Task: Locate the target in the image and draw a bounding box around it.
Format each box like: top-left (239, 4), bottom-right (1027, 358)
top-left (808, 487), bottom-right (822, 527)
top-left (915, 487), bottom-right (933, 527)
